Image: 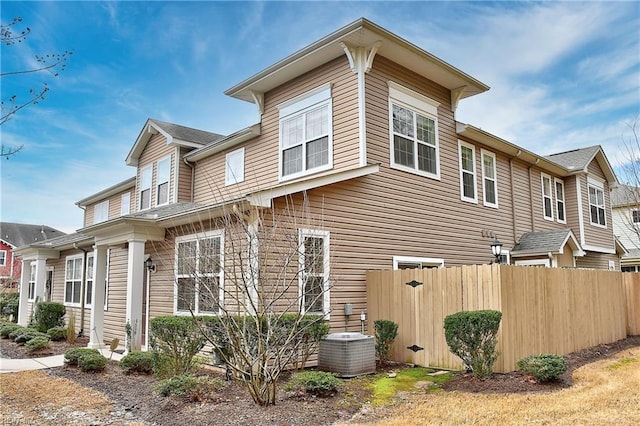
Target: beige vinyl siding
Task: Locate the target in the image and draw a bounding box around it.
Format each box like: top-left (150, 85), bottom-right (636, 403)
top-left (577, 252), bottom-right (618, 270)
top-left (147, 238), bottom-right (178, 319)
top-left (135, 133), bottom-right (174, 212)
top-left (102, 246), bottom-right (127, 344)
top-left (556, 248), bottom-right (574, 267)
top-left (510, 159), bottom-right (535, 239)
top-left (192, 56), bottom-right (359, 205)
top-left (177, 147), bottom-right (194, 203)
top-left (564, 175), bottom-right (581, 239)
top-left (580, 161), bottom-right (615, 249)
top-left (83, 189), bottom-right (134, 227)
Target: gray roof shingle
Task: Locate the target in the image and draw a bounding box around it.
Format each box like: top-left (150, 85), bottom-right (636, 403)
top-left (511, 229), bottom-right (576, 256)
top-left (149, 119), bottom-right (225, 146)
top-left (0, 222), bottom-right (65, 248)
top-left (611, 184), bottom-right (640, 207)
top-left (544, 146), bottom-right (600, 171)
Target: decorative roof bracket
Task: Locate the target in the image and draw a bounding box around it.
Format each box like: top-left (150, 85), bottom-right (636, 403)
top-left (340, 41), bottom-right (382, 74)
top-left (451, 86), bottom-right (466, 112)
top-left (249, 90), bottom-right (264, 115)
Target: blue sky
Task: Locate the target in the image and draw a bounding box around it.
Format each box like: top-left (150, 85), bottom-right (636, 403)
top-left (1, 1), bottom-right (639, 234)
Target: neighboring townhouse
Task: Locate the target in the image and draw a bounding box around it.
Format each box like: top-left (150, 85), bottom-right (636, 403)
top-left (14, 18), bottom-right (621, 352)
top-left (0, 222), bottom-right (64, 286)
top-left (612, 184), bottom-right (640, 271)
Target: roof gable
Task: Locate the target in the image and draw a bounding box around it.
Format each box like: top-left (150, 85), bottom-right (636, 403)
top-left (0, 222), bottom-right (66, 248)
top-left (545, 145), bottom-right (617, 184)
top-left (511, 229), bottom-right (584, 257)
top-left (126, 118), bottom-right (225, 166)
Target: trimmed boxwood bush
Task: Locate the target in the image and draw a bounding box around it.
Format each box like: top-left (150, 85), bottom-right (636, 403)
top-left (285, 371), bottom-right (343, 397)
top-left (33, 302), bottom-right (65, 333)
top-left (13, 330), bottom-right (49, 345)
top-left (1, 323), bottom-right (24, 339)
top-left (444, 310), bottom-right (502, 379)
top-left (65, 347), bottom-right (100, 366)
top-left (374, 320), bottom-right (399, 365)
top-left (25, 336), bottom-right (51, 353)
top-left (78, 352), bottom-right (108, 372)
top-left (47, 326), bottom-right (67, 341)
top-left (120, 351), bottom-right (154, 375)
top-left (517, 354), bottom-right (567, 382)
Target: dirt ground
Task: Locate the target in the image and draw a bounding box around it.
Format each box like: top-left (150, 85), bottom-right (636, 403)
top-left (1, 335), bottom-right (639, 425)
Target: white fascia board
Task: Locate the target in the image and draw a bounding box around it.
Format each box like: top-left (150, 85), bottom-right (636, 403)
top-left (185, 124), bottom-right (261, 162)
top-left (248, 164), bottom-right (380, 208)
top-left (581, 244), bottom-right (616, 254)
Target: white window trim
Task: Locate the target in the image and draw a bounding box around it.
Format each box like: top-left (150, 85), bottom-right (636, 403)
top-left (225, 147), bottom-right (245, 186)
top-left (84, 253), bottom-right (94, 308)
top-left (554, 178), bottom-right (566, 224)
top-left (515, 258), bottom-right (550, 267)
top-left (139, 165), bottom-right (152, 211)
top-left (174, 230), bottom-right (225, 316)
top-left (64, 254), bottom-right (84, 307)
top-left (481, 149), bottom-right (498, 208)
top-left (277, 84), bottom-right (333, 182)
top-left (298, 229), bottom-right (331, 317)
top-left (28, 262), bottom-right (36, 301)
top-left (156, 156), bottom-right (171, 207)
top-left (0, 249), bottom-right (6, 267)
top-left (541, 173), bottom-right (554, 221)
top-left (458, 140), bottom-right (477, 204)
top-left (94, 200), bottom-right (109, 224)
top-left (120, 192), bottom-right (131, 216)
top-left (587, 178), bottom-right (607, 228)
top-left (498, 250), bottom-right (510, 265)
top-left (631, 208), bottom-right (640, 224)
top-left (392, 256), bottom-right (444, 270)
top-left (388, 82), bottom-right (441, 180)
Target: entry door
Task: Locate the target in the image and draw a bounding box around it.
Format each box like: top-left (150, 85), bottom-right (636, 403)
top-left (142, 266), bottom-right (149, 350)
top-left (45, 269), bottom-right (54, 301)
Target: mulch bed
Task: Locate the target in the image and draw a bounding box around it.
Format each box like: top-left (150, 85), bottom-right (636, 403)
top-left (0, 335), bottom-right (89, 358)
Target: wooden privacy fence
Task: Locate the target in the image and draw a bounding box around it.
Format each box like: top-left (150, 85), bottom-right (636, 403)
top-left (366, 265), bottom-right (639, 373)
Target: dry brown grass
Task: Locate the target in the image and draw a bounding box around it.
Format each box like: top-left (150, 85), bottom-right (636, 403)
top-left (0, 370), bottom-right (115, 425)
top-left (349, 345), bottom-right (640, 426)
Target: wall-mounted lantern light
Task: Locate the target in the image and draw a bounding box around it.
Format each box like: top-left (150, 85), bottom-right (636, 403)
top-left (490, 237), bottom-right (503, 264)
top-left (145, 256), bottom-right (156, 273)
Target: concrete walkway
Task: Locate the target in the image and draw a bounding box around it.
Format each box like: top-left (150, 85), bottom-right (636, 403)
top-left (0, 349), bottom-right (124, 373)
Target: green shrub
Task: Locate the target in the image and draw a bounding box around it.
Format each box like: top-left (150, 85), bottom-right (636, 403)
top-left (156, 374), bottom-right (224, 401)
top-left (120, 351), bottom-right (154, 375)
top-left (25, 336), bottom-right (51, 353)
top-left (0, 293), bottom-right (19, 321)
top-left (517, 354), bottom-right (567, 382)
top-left (444, 310), bottom-right (502, 380)
top-left (64, 347), bottom-right (100, 366)
top-left (13, 330), bottom-right (49, 345)
top-left (47, 326), bottom-right (67, 341)
top-left (78, 352), bottom-right (108, 372)
top-left (285, 371), bottom-right (343, 397)
top-left (33, 302), bottom-right (65, 333)
top-left (149, 316), bottom-right (205, 378)
top-left (374, 320), bottom-right (399, 365)
top-left (1, 323), bottom-right (24, 339)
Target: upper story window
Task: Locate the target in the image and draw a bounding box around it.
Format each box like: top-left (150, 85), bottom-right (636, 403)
top-left (94, 200), bottom-right (109, 224)
top-left (0, 250), bottom-right (6, 267)
top-left (541, 173), bottom-right (553, 221)
top-left (458, 140), bottom-right (477, 203)
top-left (121, 192), bottom-right (131, 216)
top-left (481, 150), bottom-right (498, 208)
top-left (588, 179), bottom-right (606, 227)
top-left (157, 156), bottom-right (171, 206)
top-left (389, 81), bottom-right (440, 179)
top-left (65, 255), bottom-right (83, 306)
top-left (139, 165), bottom-right (152, 210)
top-left (299, 229), bottom-right (330, 315)
top-left (631, 209), bottom-right (640, 224)
top-left (225, 148), bottom-right (245, 186)
top-left (555, 178), bottom-right (566, 223)
top-left (175, 231), bottom-right (224, 315)
top-left (278, 84), bottom-right (332, 181)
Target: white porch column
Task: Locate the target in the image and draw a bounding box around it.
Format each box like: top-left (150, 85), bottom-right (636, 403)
top-left (33, 257), bottom-right (47, 303)
top-left (17, 259), bottom-right (31, 325)
top-left (88, 245), bottom-right (108, 349)
top-left (125, 239), bottom-right (145, 352)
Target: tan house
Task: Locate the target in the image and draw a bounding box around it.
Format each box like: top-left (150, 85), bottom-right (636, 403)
top-left (15, 18), bottom-right (621, 351)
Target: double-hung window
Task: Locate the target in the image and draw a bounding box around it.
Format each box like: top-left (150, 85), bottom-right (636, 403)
top-left (175, 231), bottom-right (224, 315)
top-left (588, 180), bottom-right (606, 227)
top-left (225, 148), bottom-right (245, 186)
top-left (65, 255), bottom-right (83, 305)
top-left (481, 150), bottom-right (498, 208)
top-left (121, 192), bottom-right (131, 216)
top-left (28, 263), bottom-right (36, 300)
top-left (0, 250), bottom-right (6, 267)
top-left (157, 156), bottom-right (171, 206)
top-left (85, 254), bottom-right (94, 306)
top-left (278, 84), bottom-right (332, 180)
top-left (392, 256), bottom-right (444, 270)
top-left (139, 165), bottom-right (152, 210)
top-left (555, 178), bottom-right (566, 223)
top-left (459, 141), bottom-right (477, 203)
top-left (389, 82), bottom-right (440, 179)
top-left (632, 209), bottom-right (640, 224)
top-left (541, 174), bottom-right (553, 220)
top-left (299, 229), bottom-right (330, 315)
top-left (94, 200), bottom-right (109, 224)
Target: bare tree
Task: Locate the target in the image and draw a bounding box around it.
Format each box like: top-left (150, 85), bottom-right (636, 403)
top-left (154, 194), bottom-right (332, 405)
top-left (614, 117), bottom-right (640, 254)
top-left (1, 16), bottom-right (73, 156)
